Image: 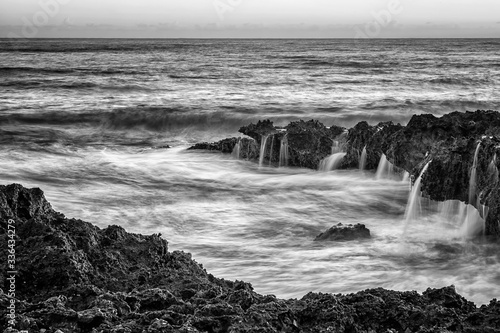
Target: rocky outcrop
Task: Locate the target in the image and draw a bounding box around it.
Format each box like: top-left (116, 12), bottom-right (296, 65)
top-left (188, 137), bottom-right (260, 161)
top-left (190, 120), bottom-right (346, 169)
top-left (1, 184), bottom-right (500, 332)
top-left (190, 110), bottom-right (500, 237)
top-left (340, 121), bottom-right (403, 170)
top-left (314, 223), bottom-right (371, 241)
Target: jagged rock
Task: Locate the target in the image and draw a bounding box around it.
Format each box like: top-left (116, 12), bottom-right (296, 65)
top-left (1, 184), bottom-right (500, 332)
top-left (188, 137), bottom-right (260, 161)
top-left (314, 223), bottom-right (371, 241)
top-left (189, 110), bottom-right (500, 237)
top-left (188, 137), bottom-right (239, 153)
top-left (238, 119), bottom-right (277, 142)
top-left (284, 120), bottom-right (342, 169)
top-left (341, 121), bottom-right (403, 170)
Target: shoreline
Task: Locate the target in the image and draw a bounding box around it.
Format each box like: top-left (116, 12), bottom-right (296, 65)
top-left (1, 183), bottom-right (500, 332)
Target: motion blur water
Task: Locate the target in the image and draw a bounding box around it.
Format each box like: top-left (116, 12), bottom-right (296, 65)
top-left (1, 39), bottom-right (500, 305)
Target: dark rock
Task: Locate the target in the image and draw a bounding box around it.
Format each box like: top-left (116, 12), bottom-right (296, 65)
top-left (188, 137), bottom-right (239, 153)
top-left (190, 110), bottom-right (500, 237)
top-left (2, 184), bottom-right (500, 333)
top-left (314, 223), bottom-right (371, 241)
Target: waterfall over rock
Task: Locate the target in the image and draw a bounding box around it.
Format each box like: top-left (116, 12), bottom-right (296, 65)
top-left (402, 171), bottom-right (410, 183)
top-left (359, 146), bottom-right (367, 170)
top-left (319, 153), bottom-right (347, 171)
top-left (231, 138), bottom-right (242, 159)
top-left (375, 153), bottom-right (395, 180)
top-left (488, 153), bottom-right (498, 183)
top-left (279, 135), bottom-right (289, 168)
top-left (469, 143), bottom-right (481, 204)
top-left (259, 135), bottom-right (269, 167)
top-left (268, 135), bottom-right (276, 166)
top-left (404, 161), bottom-right (431, 228)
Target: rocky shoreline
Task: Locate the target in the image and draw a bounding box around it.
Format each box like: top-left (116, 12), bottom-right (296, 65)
top-left (1, 183), bottom-right (500, 332)
top-left (190, 110), bottom-right (500, 238)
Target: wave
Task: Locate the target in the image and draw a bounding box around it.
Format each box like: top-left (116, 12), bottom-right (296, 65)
top-left (360, 98), bottom-right (500, 114)
top-left (0, 66), bottom-right (74, 74)
top-left (0, 79), bottom-right (153, 91)
top-left (429, 76), bottom-right (492, 86)
top-left (0, 107), bottom-right (258, 132)
top-left (0, 66), bottom-right (152, 76)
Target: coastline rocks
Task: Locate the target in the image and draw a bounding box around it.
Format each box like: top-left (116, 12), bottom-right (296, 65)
top-left (1, 184), bottom-right (500, 332)
top-left (314, 223), bottom-right (371, 241)
top-left (188, 137), bottom-right (260, 160)
top-left (189, 110), bottom-right (500, 237)
top-left (190, 119), bottom-right (346, 169)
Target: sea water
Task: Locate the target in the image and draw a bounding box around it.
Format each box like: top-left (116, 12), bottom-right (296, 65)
top-left (1, 38), bottom-right (500, 304)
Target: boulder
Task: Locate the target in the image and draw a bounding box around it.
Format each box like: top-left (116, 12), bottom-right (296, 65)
top-left (314, 223), bottom-right (371, 241)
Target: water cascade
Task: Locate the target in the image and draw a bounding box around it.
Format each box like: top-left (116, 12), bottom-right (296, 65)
top-left (259, 135), bottom-right (269, 167)
top-left (469, 143), bottom-right (481, 204)
top-left (488, 154), bottom-right (498, 183)
top-left (231, 138), bottom-right (242, 159)
top-left (359, 146), bottom-right (367, 170)
top-left (279, 136), bottom-right (289, 168)
top-left (402, 171), bottom-right (410, 183)
top-left (331, 141), bottom-right (341, 154)
top-left (268, 135), bottom-right (276, 166)
top-left (319, 153), bottom-right (347, 172)
top-left (403, 161), bottom-right (431, 227)
top-left (375, 153), bottom-right (394, 180)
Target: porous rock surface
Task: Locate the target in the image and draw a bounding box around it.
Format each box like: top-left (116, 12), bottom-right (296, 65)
top-left (314, 223), bottom-right (371, 241)
top-left (1, 184), bottom-right (500, 332)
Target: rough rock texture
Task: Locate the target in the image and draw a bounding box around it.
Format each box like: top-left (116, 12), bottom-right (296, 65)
top-left (340, 121), bottom-right (404, 171)
top-left (190, 110), bottom-right (500, 237)
top-left (189, 120), bottom-right (346, 169)
top-left (314, 223), bottom-right (371, 241)
top-left (188, 137), bottom-right (260, 161)
top-left (1, 184), bottom-right (500, 332)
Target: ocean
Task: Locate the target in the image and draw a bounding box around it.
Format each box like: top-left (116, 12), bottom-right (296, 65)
top-left (1, 38), bottom-right (500, 304)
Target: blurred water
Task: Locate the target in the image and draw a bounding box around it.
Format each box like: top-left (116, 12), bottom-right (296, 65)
top-left (0, 145), bottom-right (499, 305)
top-left (1, 38), bottom-right (500, 304)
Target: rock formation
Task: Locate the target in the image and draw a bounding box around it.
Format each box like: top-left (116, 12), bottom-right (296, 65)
top-left (190, 110), bottom-right (500, 238)
top-left (1, 184), bottom-right (500, 332)
top-left (314, 223), bottom-right (371, 241)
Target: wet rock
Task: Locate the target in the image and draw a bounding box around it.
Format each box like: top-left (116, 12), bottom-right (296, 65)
top-left (188, 137), bottom-right (239, 153)
top-left (1, 184), bottom-right (500, 333)
top-left (284, 120), bottom-right (342, 169)
top-left (314, 223), bottom-right (371, 241)
top-left (188, 137), bottom-right (260, 161)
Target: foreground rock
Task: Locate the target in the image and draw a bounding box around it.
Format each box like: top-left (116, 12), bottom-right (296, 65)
top-left (2, 184), bottom-right (500, 332)
top-left (190, 110), bottom-right (500, 238)
top-left (314, 223), bottom-right (371, 241)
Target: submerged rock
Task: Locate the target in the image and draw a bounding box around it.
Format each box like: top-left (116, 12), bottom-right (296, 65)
top-left (314, 223), bottom-right (371, 241)
top-left (1, 184), bottom-right (500, 332)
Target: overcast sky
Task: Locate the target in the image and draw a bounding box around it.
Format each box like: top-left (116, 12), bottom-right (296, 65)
top-left (1, 0), bottom-right (500, 38)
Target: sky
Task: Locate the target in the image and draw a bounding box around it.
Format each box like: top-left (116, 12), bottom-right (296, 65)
top-left (1, 0), bottom-right (500, 38)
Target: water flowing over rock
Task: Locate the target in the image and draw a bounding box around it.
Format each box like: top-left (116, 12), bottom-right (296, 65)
top-left (469, 142), bottom-right (481, 204)
top-left (2, 184), bottom-right (500, 332)
top-left (190, 110), bottom-right (500, 237)
top-left (259, 134), bottom-right (270, 167)
top-left (359, 146), bottom-right (367, 170)
top-left (375, 153), bottom-right (395, 180)
top-left (231, 138), bottom-right (242, 159)
top-left (279, 135), bottom-right (289, 167)
top-left (488, 153), bottom-right (499, 184)
top-left (318, 153), bottom-right (347, 172)
top-left (404, 161), bottom-right (431, 229)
